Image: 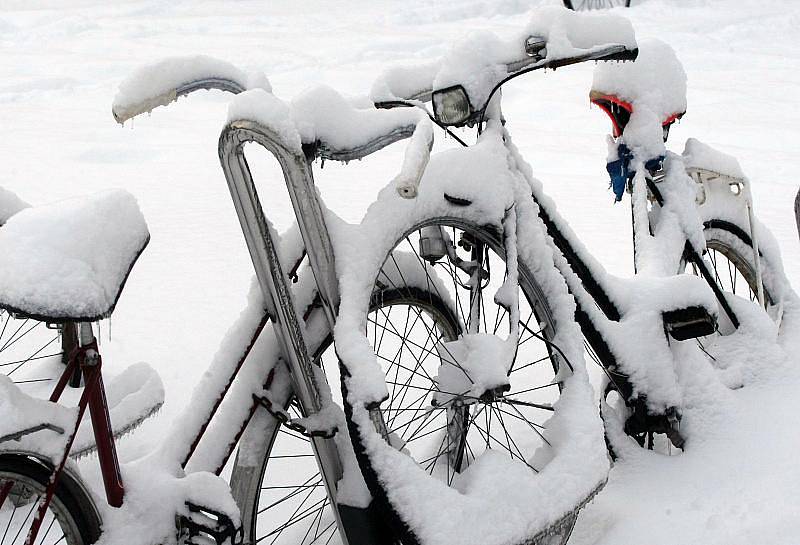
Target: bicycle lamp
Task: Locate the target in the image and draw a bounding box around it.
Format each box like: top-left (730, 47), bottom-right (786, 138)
top-left (418, 225), bottom-right (448, 263)
top-left (525, 35), bottom-right (547, 60)
top-left (432, 85), bottom-right (472, 126)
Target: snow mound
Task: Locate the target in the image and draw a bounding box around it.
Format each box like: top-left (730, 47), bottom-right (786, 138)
top-left (523, 5), bottom-right (636, 56)
top-left (0, 374), bottom-right (76, 460)
top-left (227, 88), bottom-right (303, 152)
top-left (370, 59), bottom-right (441, 103)
top-left (592, 38), bottom-right (686, 158)
top-left (0, 186), bottom-right (29, 225)
top-left (0, 189), bottom-right (149, 321)
top-left (683, 138), bottom-right (745, 179)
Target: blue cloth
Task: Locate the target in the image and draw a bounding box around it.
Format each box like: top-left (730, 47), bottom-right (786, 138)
top-left (606, 144), bottom-right (633, 202)
top-left (605, 143), bottom-right (664, 202)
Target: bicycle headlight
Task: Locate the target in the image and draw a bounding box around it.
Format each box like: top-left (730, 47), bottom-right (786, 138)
top-left (432, 85), bottom-right (472, 126)
top-left (524, 35), bottom-right (547, 60)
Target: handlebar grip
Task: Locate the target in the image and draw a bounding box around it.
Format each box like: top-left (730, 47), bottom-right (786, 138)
top-left (393, 120), bottom-right (434, 199)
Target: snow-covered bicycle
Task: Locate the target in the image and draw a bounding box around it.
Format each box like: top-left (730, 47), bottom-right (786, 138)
top-left (0, 6), bottom-right (795, 545)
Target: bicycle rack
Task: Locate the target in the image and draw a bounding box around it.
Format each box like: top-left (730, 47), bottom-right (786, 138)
top-left (218, 120), bottom-right (388, 545)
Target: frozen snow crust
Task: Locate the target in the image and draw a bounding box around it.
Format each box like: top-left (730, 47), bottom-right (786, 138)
top-left (333, 123), bottom-right (608, 545)
top-left (0, 189), bottom-right (149, 321)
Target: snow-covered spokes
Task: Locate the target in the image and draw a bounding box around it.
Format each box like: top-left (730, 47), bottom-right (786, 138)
top-left (332, 123), bottom-right (608, 545)
top-left (372, 5), bottom-right (636, 109)
top-left (0, 189), bottom-right (149, 321)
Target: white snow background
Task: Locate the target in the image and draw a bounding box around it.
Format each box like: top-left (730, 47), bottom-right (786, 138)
top-left (1, 0), bottom-right (799, 543)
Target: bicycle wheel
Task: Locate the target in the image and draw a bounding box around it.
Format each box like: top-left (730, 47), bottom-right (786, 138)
top-left (563, 0), bottom-right (630, 9)
top-left (686, 220), bottom-right (776, 336)
top-left (0, 314), bottom-right (79, 396)
top-left (0, 453), bottom-right (101, 545)
top-left (340, 219), bottom-right (574, 545)
top-left (229, 287), bottom-right (459, 545)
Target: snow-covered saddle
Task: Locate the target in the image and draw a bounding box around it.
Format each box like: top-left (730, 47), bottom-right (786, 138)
top-left (0, 189), bottom-right (149, 322)
top-left (590, 39), bottom-right (687, 140)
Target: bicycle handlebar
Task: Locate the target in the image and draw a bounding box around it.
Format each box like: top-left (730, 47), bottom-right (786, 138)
top-left (113, 59), bottom-right (421, 165)
top-left (112, 76), bottom-right (248, 124)
top-left (112, 55), bottom-right (263, 123)
top-left (373, 42), bottom-right (637, 110)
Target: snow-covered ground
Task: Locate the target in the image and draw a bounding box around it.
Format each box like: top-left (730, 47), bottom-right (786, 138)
top-left (1, 0), bottom-right (799, 543)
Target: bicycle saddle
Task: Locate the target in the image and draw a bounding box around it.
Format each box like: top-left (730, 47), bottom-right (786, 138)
top-left (0, 189), bottom-right (149, 322)
top-left (591, 38), bottom-right (687, 141)
top-left (590, 90), bottom-right (684, 139)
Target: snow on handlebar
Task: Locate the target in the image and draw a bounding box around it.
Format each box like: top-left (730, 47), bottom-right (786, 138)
top-left (371, 5), bottom-right (637, 107)
top-left (111, 55), bottom-right (271, 123)
top-left (225, 86), bottom-right (432, 190)
top-left (114, 56), bottom-right (432, 193)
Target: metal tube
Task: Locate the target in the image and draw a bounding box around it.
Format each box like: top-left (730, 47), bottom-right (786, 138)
top-left (218, 121), bottom-right (348, 541)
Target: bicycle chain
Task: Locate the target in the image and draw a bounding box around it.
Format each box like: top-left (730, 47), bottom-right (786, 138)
top-left (523, 479), bottom-right (607, 545)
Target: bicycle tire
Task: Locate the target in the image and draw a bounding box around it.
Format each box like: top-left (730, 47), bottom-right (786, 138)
top-left (229, 287), bottom-right (459, 545)
top-left (0, 453), bottom-right (102, 545)
top-left (339, 218), bottom-right (575, 545)
top-left (697, 220), bottom-right (775, 308)
top-left (563, 0), bottom-right (631, 10)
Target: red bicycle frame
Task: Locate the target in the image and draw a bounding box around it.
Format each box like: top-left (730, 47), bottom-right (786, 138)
top-left (4, 325), bottom-right (124, 545)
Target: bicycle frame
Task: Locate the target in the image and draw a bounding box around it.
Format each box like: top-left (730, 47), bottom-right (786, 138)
top-left (535, 182), bottom-right (737, 355)
top-left (193, 81), bottom-right (761, 543)
top-left (1, 322), bottom-right (124, 544)
top-left (528, 155), bottom-right (760, 437)
top-left (465, 89), bottom-right (763, 444)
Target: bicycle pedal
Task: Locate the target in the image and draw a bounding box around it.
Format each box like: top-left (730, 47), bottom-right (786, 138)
top-left (177, 502), bottom-right (242, 545)
top-left (663, 305), bottom-right (716, 341)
